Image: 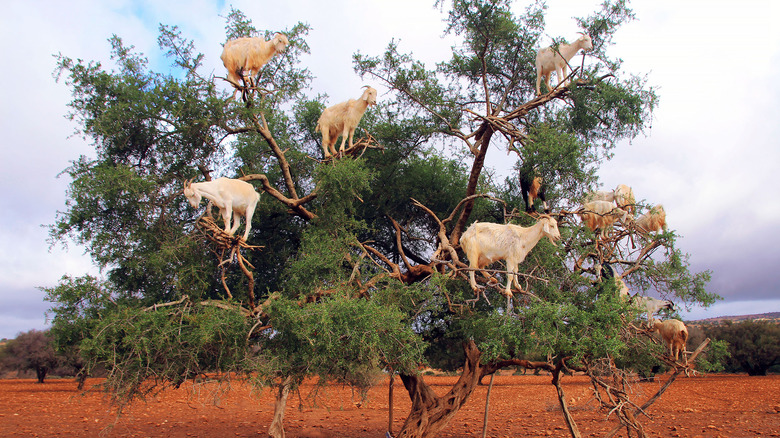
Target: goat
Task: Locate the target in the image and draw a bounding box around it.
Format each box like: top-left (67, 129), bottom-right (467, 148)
top-left (613, 184), bottom-right (635, 215)
top-left (535, 33), bottom-right (593, 95)
top-left (316, 86), bottom-right (378, 158)
top-left (578, 200), bottom-right (628, 233)
top-left (635, 204), bottom-right (667, 234)
top-left (459, 215), bottom-right (561, 297)
top-left (220, 33), bottom-right (289, 98)
top-left (586, 184), bottom-right (635, 215)
top-left (632, 296), bottom-right (675, 325)
top-left (601, 263), bottom-right (629, 299)
top-left (519, 167), bottom-right (549, 213)
top-left (651, 319), bottom-right (688, 363)
top-left (183, 178), bottom-right (260, 241)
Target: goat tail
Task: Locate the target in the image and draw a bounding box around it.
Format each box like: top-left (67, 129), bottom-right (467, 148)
top-left (315, 122), bottom-right (321, 133)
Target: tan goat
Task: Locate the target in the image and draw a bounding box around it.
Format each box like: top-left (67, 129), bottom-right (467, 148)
top-left (635, 204), bottom-right (667, 234)
top-left (651, 319), bottom-right (688, 364)
top-left (221, 33), bottom-right (289, 98)
top-left (316, 86), bottom-right (378, 158)
top-left (578, 200), bottom-right (628, 233)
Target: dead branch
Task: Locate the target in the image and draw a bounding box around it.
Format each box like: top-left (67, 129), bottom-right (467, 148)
top-left (602, 338), bottom-right (712, 438)
top-left (410, 198), bottom-right (462, 265)
top-left (196, 216), bottom-right (263, 311)
top-left (198, 299), bottom-right (252, 317)
top-left (144, 295), bottom-right (189, 312)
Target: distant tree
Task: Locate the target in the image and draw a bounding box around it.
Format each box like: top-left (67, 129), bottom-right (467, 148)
top-left (705, 321), bottom-right (780, 376)
top-left (0, 330), bottom-right (60, 383)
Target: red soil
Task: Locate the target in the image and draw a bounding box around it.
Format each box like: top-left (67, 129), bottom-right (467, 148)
top-left (1, 374), bottom-right (778, 437)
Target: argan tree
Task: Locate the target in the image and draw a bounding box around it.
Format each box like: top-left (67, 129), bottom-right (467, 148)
top-left (45, 1), bottom-right (718, 437)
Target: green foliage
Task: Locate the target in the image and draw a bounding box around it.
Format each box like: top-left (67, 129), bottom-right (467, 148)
top-left (42, 275), bottom-right (115, 377)
top-left (80, 303), bottom-right (249, 405)
top-left (696, 338), bottom-right (729, 374)
top-left (251, 294), bottom-right (424, 389)
top-left (705, 321), bottom-right (780, 375)
top-left (312, 158), bottom-right (374, 224)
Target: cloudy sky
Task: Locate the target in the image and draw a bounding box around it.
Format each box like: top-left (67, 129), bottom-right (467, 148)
top-left (1, 0), bottom-right (778, 339)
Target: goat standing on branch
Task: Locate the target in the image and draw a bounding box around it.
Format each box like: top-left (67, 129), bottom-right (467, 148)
top-left (578, 200), bottom-right (628, 235)
top-left (535, 33), bottom-right (593, 95)
top-left (632, 296), bottom-right (675, 325)
top-left (316, 86), bottom-right (377, 159)
top-left (220, 33), bottom-right (289, 99)
top-left (519, 167), bottom-right (549, 213)
top-left (183, 178), bottom-right (260, 241)
top-left (460, 215), bottom-right (560, 298)
top-left (587, 183), bottom-right (636, 215)
top-left (650, 318), bottom-right (688, 364)
top-left (635, 204), bottom-right (667, 234)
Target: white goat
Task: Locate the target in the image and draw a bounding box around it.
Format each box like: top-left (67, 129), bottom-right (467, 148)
top-left (578, 200), bottom-right (628, 233)
top-left (635, 204), bottom-right (667, 234)
top-left (460, 215), bottom-right (561, 297)
top-left (632, 296), bottom-right (675, 324)
top-left (183, 178), bottom-right (260, 241)
top-left (535, 33), bottom-right (593, 95)
top-left (651, 319), bottom-right (688, 363)
top-left (586, 184), bottom-right (635, 215)
top-left (316, 86), bottom-right (378, 158)
top-left (220, 33), bottom-right (289, 97)
top-left (613, 184), bottom-right (636, 215)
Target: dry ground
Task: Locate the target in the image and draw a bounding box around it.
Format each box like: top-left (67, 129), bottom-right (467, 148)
top-left (1, 373), bottom-right (778, 437)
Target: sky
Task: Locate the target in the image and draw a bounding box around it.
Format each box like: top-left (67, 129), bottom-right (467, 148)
top-left (1, 0), bottom-right (779, 339)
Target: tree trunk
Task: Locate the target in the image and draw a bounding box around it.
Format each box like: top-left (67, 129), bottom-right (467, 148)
top-left (76, 371), bottom-right (88, 390)
top-left (552, 367), bottom-right (581, 438)
top-left (268, 376), bottom-right (292, 438)
top-left (395, 340), bottom-right (484, 438)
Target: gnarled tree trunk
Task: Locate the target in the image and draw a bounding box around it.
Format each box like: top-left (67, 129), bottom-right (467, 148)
top-left (395, 340), bottom-right (484, 438)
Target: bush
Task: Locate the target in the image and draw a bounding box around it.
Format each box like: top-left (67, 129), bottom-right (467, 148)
top-left (704, 321), bottom-right (780, 375)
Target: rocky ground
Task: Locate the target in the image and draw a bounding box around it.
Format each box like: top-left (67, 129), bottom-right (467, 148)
top-left (1, 373), bottom-right (778, 437)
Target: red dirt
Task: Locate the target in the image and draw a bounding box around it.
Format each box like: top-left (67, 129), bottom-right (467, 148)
top-left (1, 374), bottom-right (778, 437)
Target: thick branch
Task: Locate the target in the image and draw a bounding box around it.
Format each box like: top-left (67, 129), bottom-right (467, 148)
top-left (241, 173), bottom-right (316, 220)
top-left (449, 123), bottom-right (493, 247)
top-left (251, 113), bottom-right (299, 199)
